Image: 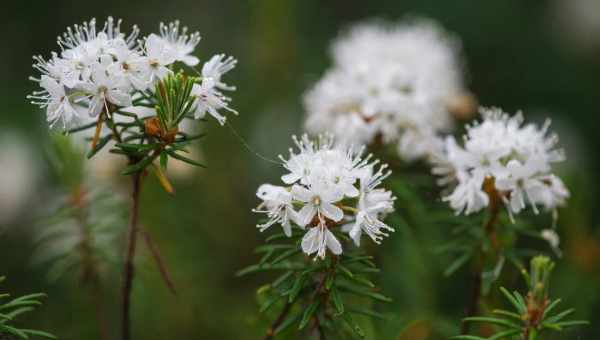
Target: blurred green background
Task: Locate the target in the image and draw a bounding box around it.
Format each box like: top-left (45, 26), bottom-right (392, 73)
top-left (1, 0), bottom-right (599, 339)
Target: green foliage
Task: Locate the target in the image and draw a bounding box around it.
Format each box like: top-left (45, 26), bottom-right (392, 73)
top-left (61, 72), bottom-right (206, 193)
top-left (153, 72), bottom-right (198, 131)
top-left (0, 276), bottom-right (56, 339)
top-left (239, 229), bottom-right (391, 339)
top-left (32, 187), bottom-right (126, 283)
top-left (452, 256), bottom-right (588, 340)
top-left (34, 135), bottom-right (127, 283)
top-left (45, 134), bottom-right (86, 190)
top-left (388, 171), bottom-right (560, 295)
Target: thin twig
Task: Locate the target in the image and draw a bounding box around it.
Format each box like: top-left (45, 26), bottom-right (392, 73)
top-left (121, 171), bottom-right (142, 340)
top-left (309, 255), bottom-right (337, 339)
top-left (91, 112), bottom-right (105, 150)
top-left (71, 186), bottom-right (111, 340)
top-left (140, 228), bottom-right (177, 295)
top-left (263, 302), bottom-right (292, 340)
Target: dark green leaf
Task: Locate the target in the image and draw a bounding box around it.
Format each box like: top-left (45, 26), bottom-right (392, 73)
top-left (166, 149), bottom-right (206, 167)
top-left (298, 300), bottom-right (320, 330)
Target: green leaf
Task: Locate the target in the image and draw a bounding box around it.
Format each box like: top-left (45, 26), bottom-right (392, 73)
top-left (298, 300), bottom-right (320, 330)
top-left (121, 156), bottom-right (156, 175)
top-left (259, 295), bottom-right (282, 313)
top-left (115, 143), bottom-right (158, 152)
top-left (21, 329), bottom-right (58, 339)
top-left (159, 151), bottom-right (168, 170)
top-left (337, 283), bottom-right (392, 303)
top-left (86, 134), bottom-right (113, 159)
top-left (274, 312), bottom-right (301, 335)
top-left (337, 264), bottom-right (354, 279)
top-left (255, 244), bottom-right (295, 254)
top-left (544, 308), bottom-right (575, 323)
top-left (348, 308), bottom-right (388, 321)
top-left (287, 274), bottom-right (307, 303)
top-left (499, 287), bottom-right (525, 314)
top-left (341, 313), bottom-right (365, 339)
top-left (449, 336), bottom-right (486, 340)
top-left (165, 148), bottom-right (206, 167)
top-left (65, 121), bottom-right (97, 134)
top-left (348, 275), bottom-right (375, 288)
top-left (331, 288), bottom-right (344, 315)
top-left (444, 251), bottom-right (472, 277)
top-left (272, 271), bottom-right (294, 289)
top-left (543, 320), bottom-right (589, 330)
top-left (235, 263), bottom-right (303, 277)
top-left (462, 316), bottom-right (519, 329)
top-left (488, 329), bottom-right (521, 339)
top-left (492, 309), bottom-right (522, 320)
top-left (271, 248), bottom-right (301, 265)
top-left (542, 298), bottom-right (561, 319)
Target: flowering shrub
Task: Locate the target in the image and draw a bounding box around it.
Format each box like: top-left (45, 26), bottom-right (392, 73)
top-left (242, 135), bottom-right (395, 338)
top-left (304, 19), bottom-right (469, 161)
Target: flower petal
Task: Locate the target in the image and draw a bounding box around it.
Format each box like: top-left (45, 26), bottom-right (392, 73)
top-left (325, 229), bottom-right (342, 255)
top-left (320, 203), bottom-right (344, 222)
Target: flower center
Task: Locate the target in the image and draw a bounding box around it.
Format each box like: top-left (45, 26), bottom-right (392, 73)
top-left (98, 85), bottom-right (108, 97)
top-left (312, 196), bottom-right (321, 206)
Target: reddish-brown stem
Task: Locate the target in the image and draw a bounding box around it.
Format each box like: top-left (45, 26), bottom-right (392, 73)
top-left (121, 171), bottom-right (142, 340)
top-left (140, 228), bottom-right (177, 295)
top-left (263, 302), bottom-right (292, 340)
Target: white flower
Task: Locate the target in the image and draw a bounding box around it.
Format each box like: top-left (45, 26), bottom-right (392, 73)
top-left (444, 170), bottom-right (489, 215)
top-left (344, 165), bottom-right (395, 246)
top-left (191, 79), bottom-right (236, 124)
top-left (253, 184), bottom-right (296, 236)
top-left (158, 21), bottom-right (201, 66)
top-left (28, 75), bottom-right (84, 128)
top-left (280, 135), bottom-right (323, 185)
top-left (292, 181), bottom-right (344, 227)
top-left (142, 34), bottom-right (176, 82)
top-left (30, 17), bottom-right (238, 132)
top-left (253, 135), bottom-right (396, 259)
top-left (107, 39), bottom-right (149, 90)
top-left (301, 222), bottom-right (342, 260)
top-left (191, 54), bottom-right (238, 124)
top-left (80, 59), bottom-right (132, 116)
top-left (433, 107), bottom-right (569, 216)
top-left (201, 54), bottom-right (237, 91)
top-left (304, 18), bottom-right (464, 161)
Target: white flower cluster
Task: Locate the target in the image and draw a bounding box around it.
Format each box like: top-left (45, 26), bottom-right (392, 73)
top-left (304, 19), bottom-right (464, 161)
top-left (253, 135), bottom-right (395, 260)
top-left (28, 17), bottom-right (237, 128)
top-left (432, 107), bottom-right (569, 217)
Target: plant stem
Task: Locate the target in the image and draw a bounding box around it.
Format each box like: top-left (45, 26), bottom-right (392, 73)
top-left (91, 277), bottom-right (111, 340)
top-left (72, 186), bottom-right (110, 340)
top-left (263, 302), bottom-right (292, 340)
top-left (461, 201), bottom-right (500, 334)
top-left (121, 171), bottom-right (143, 340)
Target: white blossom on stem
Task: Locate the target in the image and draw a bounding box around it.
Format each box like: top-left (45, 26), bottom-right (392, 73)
top-left (432, 107), bottom-right (569, 217)
top-left (253, 134), bottom-right (396, 260)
